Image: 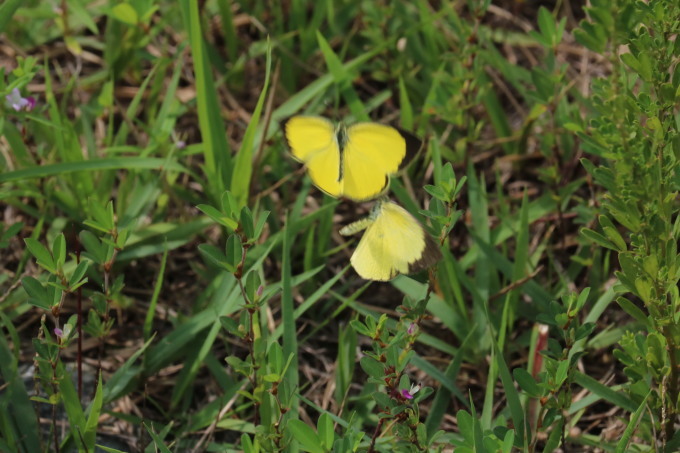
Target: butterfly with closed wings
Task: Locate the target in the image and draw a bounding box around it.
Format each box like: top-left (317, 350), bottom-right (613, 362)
top-left (339, 200), bottom-right (442, 281)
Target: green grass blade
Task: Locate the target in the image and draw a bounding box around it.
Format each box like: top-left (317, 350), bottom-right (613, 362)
top-left (58, 360), bottom-right (87, 451)
top-left (216, 0), bottom-right (238, 60)
top-left (0, 0), bottom-right (22, 38)
top-left (614, 391), bottom-right (650, 453)
top-left (83, 372), bottom-right (104, 450)
top-left (316, 31), bottom-right (367, 120)
top-left (112, 62), bottom-right (159, 147)
top-left (144, 245), bottom-right (168, 341)
top-left (231, 39), bottom-right (272, 208)
top-left (398, 77), bottom-right (414, 129)
top-left (183, 0), bottom-right (230, 197)
top-left (0, 330), bottom-right (41, 453)
top-left (281, 211), bottom-right (299, 421)
top-left (105, 335), bottom-right (155, 404)
top-left (0, 158), bottom-right (189, 183)
top-left (144, 423), bottom-right (173, 453)
top-left (573, 371), bottom-right (638, 413)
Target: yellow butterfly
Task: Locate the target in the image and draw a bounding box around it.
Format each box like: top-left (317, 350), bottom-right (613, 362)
top-left (339, 200), bottom-right (442, 281)
top-left (282, 116), bottom-right (422, 201)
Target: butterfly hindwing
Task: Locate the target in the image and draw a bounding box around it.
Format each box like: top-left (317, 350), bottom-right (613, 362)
top-left (348, 201), bottom-right (441, 281)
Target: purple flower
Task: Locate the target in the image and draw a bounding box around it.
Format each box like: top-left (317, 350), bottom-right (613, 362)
top-left (54, 328), bottom-right (63, 338)
top-left (176, 140), bottom-right (186, 150)
top-left (401, 383), bottom-right (421, 400)
top-left (407, 323), bottom-right (417, 335)
top-left (6, 88), bottom-right (35, 112)
top-left (401, 389), bottom-right (414, 400)
top-left (25, 96), bottom-right (36, 110)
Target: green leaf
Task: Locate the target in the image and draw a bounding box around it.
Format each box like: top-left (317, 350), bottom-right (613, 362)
top-left (268, 342), bottom-right (284, 375)
top-left (574, 22), bottom-right (606, 53)
top-left (536, 7), bottom-right (557, 46)
top-left (24, 238), bottom-right (56, 273)
top-left (196, 204), bottom-right (238, 230)
top-left (198, 244), bottom-right (233, 272)
top-left (219, 316), bottom-right (242, 337)
top-left (241, 434), bottom-right (256, 453)
top-left (317, 413), bottom-right (334, 450)
top-left (244, 271), bottom-right (261, 302)
top-left (68, 261), bottom-right (89, 290)
top-left (513, 368), bottom-right (542, 397)
top-left (359, 356), bottom-right (384, 379)
top-left (110, 3), bottom-right (139, 25)
top-left (88, 199), bottom-right (115, 232)
top-left (599, 217), bottom-right (627, 251)
top-left (580, 228), bottom-right (618, 251)
top-left (636, 51), bottom-right (653, 82)
top-left (620, 53), bottom-right (640, 74)
top-left (21, 277), bottom-right (51, 310)
top-left (288, 420), bottom-right (323, 453)
top-left (52, 234), bottom-right (65, 269)
top-left (253, 211), bottom-right (270, 242)
top-left (240, 207), bottom-right (255, 240)
top-left (616, 297), bottom-right (649, 327)
top-left (79, 230), bottom-right (108, 264)
top-left (225, 234), bottom-right (243, 271)
top-left (554, 360), bottom-right (570, 386)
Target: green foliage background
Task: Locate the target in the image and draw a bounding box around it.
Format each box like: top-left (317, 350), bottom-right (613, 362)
top-left (1, 0), bottom-right (679, 451)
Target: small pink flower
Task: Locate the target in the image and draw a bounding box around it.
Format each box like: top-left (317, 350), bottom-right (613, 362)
top-left (6, 88), bottom-right (35, 112)
top-left (407, 323), bottom-right (417, 335)
top-left (256, 285), bottom-right (264, 297)
top-left (401, 383), bottom-right (421, 400)
top-left (176, 140), bottom-right (186, 150)
top-left (54, 328), bottom-right (63, 338)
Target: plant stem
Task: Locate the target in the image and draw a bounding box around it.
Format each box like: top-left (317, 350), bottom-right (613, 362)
top-left (367, 416), bottom-right (386, 453)
top-left (75, 236), bottom-right (82, 400)
top-left (663, 325), bottom-right (679, 443)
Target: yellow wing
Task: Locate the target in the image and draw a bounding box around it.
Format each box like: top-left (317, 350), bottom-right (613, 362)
top-left (283, 116), bottom-right (422, 201)
top-left (282, 116), bottom-right (342, 197)
top-left (342, 123), bottom-right (420, 201)
top-left (349, 202), bottom-right (441, 281)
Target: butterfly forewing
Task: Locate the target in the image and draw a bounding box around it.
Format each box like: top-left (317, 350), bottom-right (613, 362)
top-left (283, 116), bottom-right (343, 197)
top-left (341, 123), bottom-right (408, 201)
